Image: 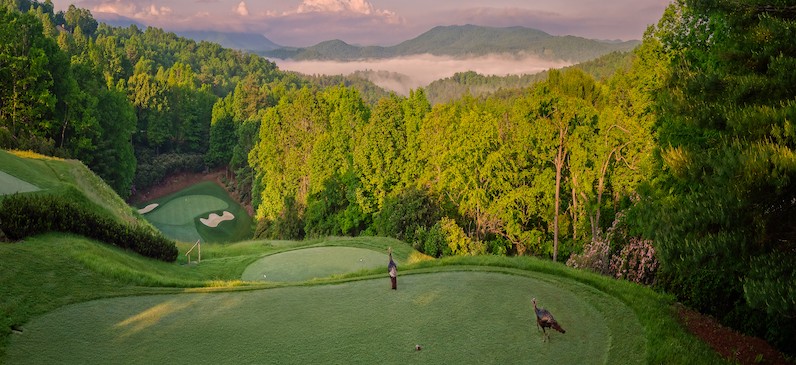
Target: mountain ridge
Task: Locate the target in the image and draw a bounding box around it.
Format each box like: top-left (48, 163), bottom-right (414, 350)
top-left (261, 24), bottom-right (640, 62)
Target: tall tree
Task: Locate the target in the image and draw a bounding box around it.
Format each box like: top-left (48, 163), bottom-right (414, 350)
top-left (353, 94), bottom-right (407, 213)
top-left (0, 8), bottom-right (70, 153)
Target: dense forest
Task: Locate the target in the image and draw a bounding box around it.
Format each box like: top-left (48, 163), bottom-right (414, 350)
top-left (1, 0), bottom-right (794, 355)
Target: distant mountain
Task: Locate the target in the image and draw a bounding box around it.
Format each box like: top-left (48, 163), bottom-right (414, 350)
top-left (176, 31), bottom-right (282, 53)
top-left (94, 12), bottom-right (144, 28)
top-left (261, 24), bottom-right (640, 62)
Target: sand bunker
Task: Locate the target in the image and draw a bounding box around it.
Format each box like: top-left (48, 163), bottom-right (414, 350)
top-left (138, 203), bottom-right (159, 214)
top-left (200, 211), bottom-right (235, 227)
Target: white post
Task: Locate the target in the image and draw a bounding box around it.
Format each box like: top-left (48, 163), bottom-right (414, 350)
top-left (185, 240), bottom-right (201, 264)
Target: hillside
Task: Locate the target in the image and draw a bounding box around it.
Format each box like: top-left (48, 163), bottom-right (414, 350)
top-left (177, 31), bottom-right (282, 53)
top-left (261, 24), bottom-right (640, 62)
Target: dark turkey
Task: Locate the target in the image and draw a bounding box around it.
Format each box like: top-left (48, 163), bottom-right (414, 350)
top-left (532, 297), bottom-right (566, 341)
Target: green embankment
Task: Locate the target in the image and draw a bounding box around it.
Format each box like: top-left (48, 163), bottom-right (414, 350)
top-left (0, 150), bottom-right (143, 225)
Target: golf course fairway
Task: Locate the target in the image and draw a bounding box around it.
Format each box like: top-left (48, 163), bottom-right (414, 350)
top-left (5, 270), bottom-right (643, 364)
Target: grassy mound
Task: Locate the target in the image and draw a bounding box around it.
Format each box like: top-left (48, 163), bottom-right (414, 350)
top-left (138, 181), bottom-right (253, 243)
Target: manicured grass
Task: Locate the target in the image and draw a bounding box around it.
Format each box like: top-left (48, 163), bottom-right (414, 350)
top-left (1, 234), bottom-right (729, 364)
top-left (241, 246), bottom-right (391, 282)
top-left (138, 181), bottom-right (253, 243)
top-left (5, 271), bottom-right (643, 364)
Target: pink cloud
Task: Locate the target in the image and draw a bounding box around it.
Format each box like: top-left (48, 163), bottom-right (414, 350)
top-left (235, 1), bottom-right (249, 17)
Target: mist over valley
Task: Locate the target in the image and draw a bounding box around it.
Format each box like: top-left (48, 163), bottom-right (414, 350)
top-left (273, 53), bottom-right (572, 95)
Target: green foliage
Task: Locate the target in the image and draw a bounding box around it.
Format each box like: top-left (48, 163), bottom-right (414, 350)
top-left (62, 4), bottom-right (96, 36)
top-left (133, 152), bottom-right (205, 191)
top-left (373, 187), bottom-right (440, 243)
top-left (0, 8), bottom-right (64, 153)
top-left (353, 94), bottom-right (409, 213)
top-left (298, 72), bottom-right (390, 105)
top-left (0, 193), bottom-right (177, 261)
top-left (630, 0), bottom-right (796, 354)
top-left (205, 96), bottom-right (236, 167)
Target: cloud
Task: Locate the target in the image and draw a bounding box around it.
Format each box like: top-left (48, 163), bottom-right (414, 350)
top-left (290, 0), bottom-right (403, 25)
top-left (295, 0), bottom-right (396, 17)
top-left (235, 1), bottom-right (249, 16)
top-left (142, 4), bottom-right (172, 17)
top-left (79, 1), bottom-right (172, 20)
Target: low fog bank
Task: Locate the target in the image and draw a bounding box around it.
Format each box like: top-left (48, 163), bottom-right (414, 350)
top-left (272, 54), bottom-right (572, 95)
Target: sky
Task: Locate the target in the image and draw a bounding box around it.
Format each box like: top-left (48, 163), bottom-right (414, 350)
top-left (53, 0), bottom-right (672, 47)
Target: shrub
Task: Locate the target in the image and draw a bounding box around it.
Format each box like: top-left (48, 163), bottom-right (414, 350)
top-left (566, 237), bottom-right (611, 275)
top-left (413, 223), bottom-right (449, 258)
top-left (373, 187), bottom-right (440, 243)
top-left (567, 212), bottom-right (659, 285)
top-left (609, 238), bottom-right (658, 285)
top-left (0, 193), bottom-right (177, 262)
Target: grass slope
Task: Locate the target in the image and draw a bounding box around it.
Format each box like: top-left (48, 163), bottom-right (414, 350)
top-left (0, 150), bottom-right (140, 225)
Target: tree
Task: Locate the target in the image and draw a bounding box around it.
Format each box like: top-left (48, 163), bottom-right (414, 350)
top-left (250, 86), bottom-right (326, 238)
top-left (63, 4), bottom-right (97, 37)
top-left (0, 8), bottom-right (69, 153)
top-left (353, 94), bottom-right (407, 213)
top-left (92, 86), bottom-right (137, 197)
top-left (634, 0), bottom-right (796, 352)
top-left (206, 96), bottom-right (236, 168)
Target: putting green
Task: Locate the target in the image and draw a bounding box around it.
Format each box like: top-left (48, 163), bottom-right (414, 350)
top-left (241, 247), bottom-right (391, 282)
top-left (4, 271), bottom-right (644, 364)
top-left (0, 171), bottom-right (40, 195)
top-left (138, 181), bottom-right (253, 243)
top-left (144, 195), bottom-right (228, 226)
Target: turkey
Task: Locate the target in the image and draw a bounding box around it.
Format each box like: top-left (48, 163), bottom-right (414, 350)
top-left (532, 298), bottom-right (566, 341)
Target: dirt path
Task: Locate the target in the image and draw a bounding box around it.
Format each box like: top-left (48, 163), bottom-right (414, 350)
top-left (676, 303), bottom-right (790, 365)
top-left (129, 169), bottom-right (254, 216)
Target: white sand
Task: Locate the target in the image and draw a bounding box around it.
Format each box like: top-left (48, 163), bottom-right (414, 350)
top-left (200, 211), bottom-right (235, 228)
top-left (138, 203), bottom-right (159, 214)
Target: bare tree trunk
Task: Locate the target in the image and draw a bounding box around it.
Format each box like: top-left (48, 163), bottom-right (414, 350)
top-left (553, 127), bottom-right (567, 262)
top-left (571, 174), bottom-right (578, 241)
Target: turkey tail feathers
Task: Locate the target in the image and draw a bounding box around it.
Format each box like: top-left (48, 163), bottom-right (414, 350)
top-left (551, 322), bottom-right (566, 333)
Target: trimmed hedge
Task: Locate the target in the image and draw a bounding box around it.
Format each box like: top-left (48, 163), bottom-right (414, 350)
top-left (0, 193), bottom-right (177, 262)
